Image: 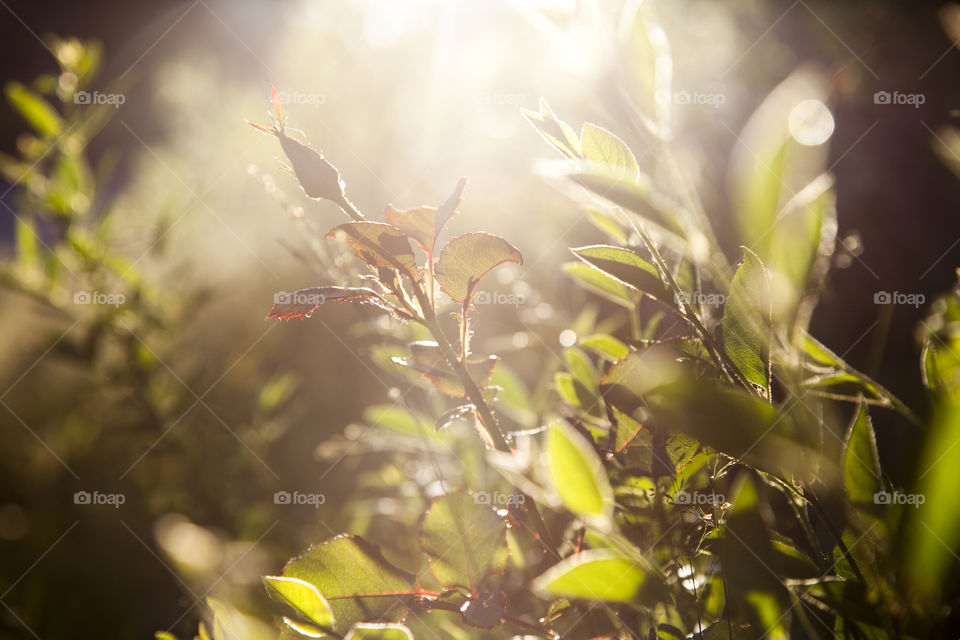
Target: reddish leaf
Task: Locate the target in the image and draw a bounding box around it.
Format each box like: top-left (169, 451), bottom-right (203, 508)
top-left (266, 286), bottom-right (385, 320)
top-left (384, 177), bottom-right (467, 254)
top-left (434, 233), bottom-right (523, 304)
top-left (328, 222), bottom-right (417, 277)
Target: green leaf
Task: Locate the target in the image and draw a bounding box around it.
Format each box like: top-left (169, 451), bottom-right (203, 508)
top-left (584, 206), bottom-right (629, 243)
top-left (565, 347), bottom-right (598, 389)
top-left (580, 334), bottom-right (630, 362)
top-left (571, 244), bottom-right (673, 306)
top-left (722, 476), bottom-right (790, 639)
top-left (434, 232), bottom-right (522, 304)
top-left (15, 217), bottom-right (40, 270)
top-left (744, 591), bottom-right (789, 640)
top-left (554, 372), bottom-right (604, 419)
top-left (766, 174), bottom-right (836, 331)
top-left (723, 248), bottom-right (772, 398)
top-left (532, 549), bottom-right (650, 603)
top-left (905, 399), bottom-right (960, 601)
top-left (418, 490), bottom-right (507, 595)
top-left (264, 575), bottom-right (335, 629)
top-left (487, 361), bottom-right (535, 426)
top-left (5, 81), bottom-right (65, 138)
top-left (603, 349), bottom-right (819, 478)
top-left (206, 597), bottom-right (277, 640)
top-left (562, 262), bottom-right (638, 308)
top-left (621, 2), bottom-right (672, 136)
top-left (344, 623), bottom-right (413, 640)
top-left (522, 98), bottom-right (582, 160)
top-left (328, 222), bottom-right (417, 277)
top-left (546, 419), bottom-right (613, 522)
top-left (729, 67), bottom-right (829, 257)
top-left (842, 398), bottom-right (883, 511)
top-left (280, 535), bottom-right (415, 634)
top-left (580, 123), bottom-right (639, 180)
top-left (801, 333), bottom-right (911, 416)
top-left (568, 170), bottom-right (687, 240)
top-left (363, 405), bottom-right (436, 436)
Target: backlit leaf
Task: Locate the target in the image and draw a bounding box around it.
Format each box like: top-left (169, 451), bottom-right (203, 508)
top-left (418, 490), bottom-right (507, 595)
top-left (384, 177), bottom-right (467, 254)
top-left (568, 170), bottom-right (687, 240)
top-left (546, 419), bottom-right (613, 522)
top-left (266, 286), bottom-right (388, 320)
top-left (580, 122), bottom-right (639, 180)
top-left (344, 623), bottom-right (413, 640)
top-left (328, 222), bottom-right (417, 277)
top-left (264, 575), bottom-right (335, 629)
top-left (280, 535), bottom-right (415, 634)
top-left (842, 398), bottom-right (883, 512)
top-left (522, 98), bottom-right (582, 160)
top-left (5, 81), bottom-right (64, 138)
top-left (434, 233), bottom-right (522, 304)
top-left (533, 550), bottom-right (651, 603)
top-left (723, 248), bottom-right (772, 398)
top-left (563, 262), bottom-right (638, 308)
top-left (571, 244), bottom-right (673, 305)
top-left (905, 399), bottom-right (960, 601)
top-left (729, 67), bottom-right (829, 257)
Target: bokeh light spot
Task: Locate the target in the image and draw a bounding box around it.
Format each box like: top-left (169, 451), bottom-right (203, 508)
top-left (788, 99), bottom-right (834, 146)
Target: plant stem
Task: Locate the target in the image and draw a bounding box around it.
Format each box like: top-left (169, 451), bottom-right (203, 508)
top-left (334, 193), bottom-right (365, 222)
top-left (406, 281), bottom-right (560, 557)
top-left (631, 220), bottom-right (755, 393)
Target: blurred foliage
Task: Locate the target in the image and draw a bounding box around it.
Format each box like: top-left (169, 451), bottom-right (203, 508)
top-left (2, 1), bottom-right (960, 640)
